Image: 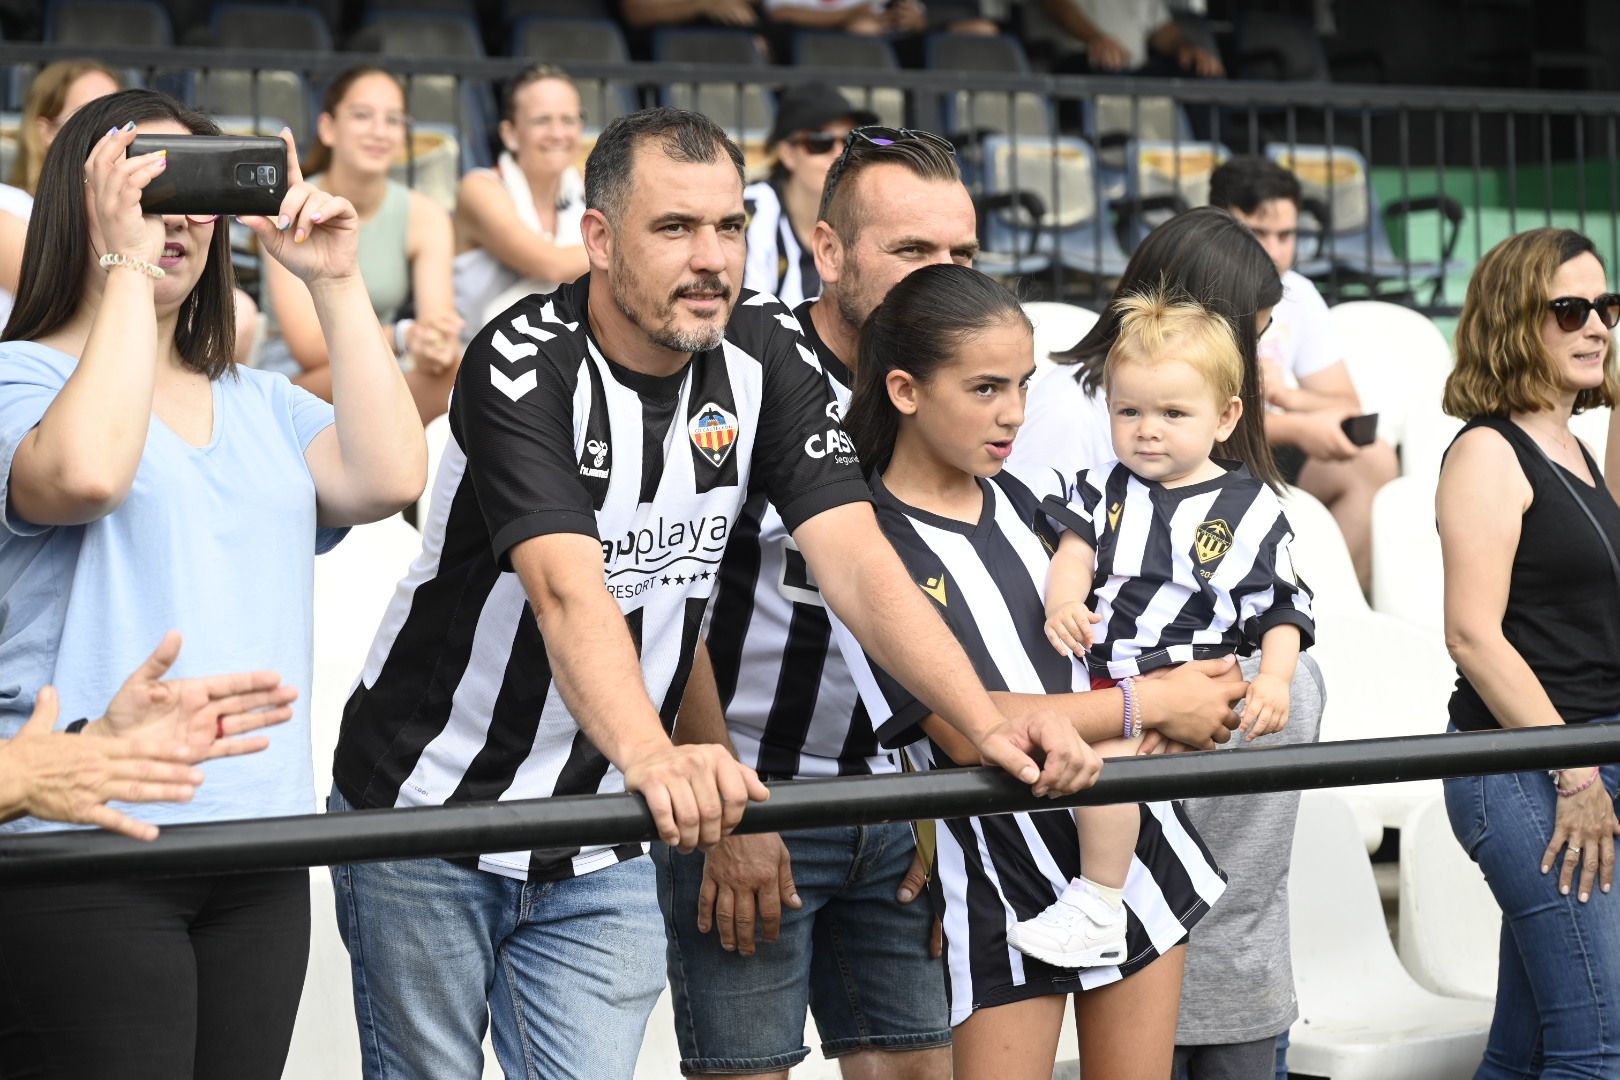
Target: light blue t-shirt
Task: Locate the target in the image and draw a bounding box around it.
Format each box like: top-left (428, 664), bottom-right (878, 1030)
top-left (0, 341), bottom-right (344, 828)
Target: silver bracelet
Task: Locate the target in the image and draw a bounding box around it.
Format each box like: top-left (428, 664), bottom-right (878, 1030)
top-left (98, 252), bottom-right (165, 279)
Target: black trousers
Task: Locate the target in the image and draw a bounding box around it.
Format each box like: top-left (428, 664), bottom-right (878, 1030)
top-left (0, 870), bottom-right (310, 1080)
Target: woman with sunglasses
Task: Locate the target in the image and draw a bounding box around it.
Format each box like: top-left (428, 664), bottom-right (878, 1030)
top-left (742, 82), bottom-right (875, 307)
top-left (261, 65), bottom-right (462, 423)
top-left (0, 89), bottom-right (424, 1078)
top-left (1437, 227), bottom-right (1620, 1079)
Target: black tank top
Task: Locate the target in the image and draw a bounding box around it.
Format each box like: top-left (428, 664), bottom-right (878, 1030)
top-left (1447, 417), bottom-right (1620, 730)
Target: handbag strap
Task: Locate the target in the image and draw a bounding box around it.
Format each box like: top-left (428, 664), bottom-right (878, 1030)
top-left (1523, 433), bottom-right (1620, 592)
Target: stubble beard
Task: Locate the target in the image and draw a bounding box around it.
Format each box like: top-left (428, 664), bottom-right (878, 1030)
top-left (610, 248), bottom-right (727, 354)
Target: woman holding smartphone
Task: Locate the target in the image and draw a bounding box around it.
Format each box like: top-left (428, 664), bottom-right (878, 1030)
top-left (262, 65), bottom-right (462, 423)
top-left (0, 88), bottom-right (424, 1078)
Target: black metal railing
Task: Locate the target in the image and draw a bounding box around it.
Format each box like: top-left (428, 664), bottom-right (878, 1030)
top-left (2, 724), bottom-right (1617, 886)
top-left (5, 42), bottom-right (1619, 314)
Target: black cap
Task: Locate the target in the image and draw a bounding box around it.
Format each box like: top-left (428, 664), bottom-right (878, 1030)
top-left (767, 82), bottom-right (879, 149)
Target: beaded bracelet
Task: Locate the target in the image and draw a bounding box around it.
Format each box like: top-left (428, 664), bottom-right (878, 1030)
top-left (1552, 768), bottom-right (1601, 798)
top-left (1120, 676), bottom-right (1138, 739)
top-left (99, 252), bottom-right (165, 279)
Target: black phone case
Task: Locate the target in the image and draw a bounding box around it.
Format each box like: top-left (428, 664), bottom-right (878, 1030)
top-left (1340, 412), bottom-right (1380, 447)
top-left (129, 134), bottom-right (288, 216)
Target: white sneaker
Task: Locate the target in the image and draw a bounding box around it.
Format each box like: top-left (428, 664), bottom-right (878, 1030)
top-left (1007, 887), bottom-right (1127, 968)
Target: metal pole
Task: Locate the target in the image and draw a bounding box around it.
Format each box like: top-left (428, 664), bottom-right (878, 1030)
top-left (2, 725), bottom-right (1618, 886)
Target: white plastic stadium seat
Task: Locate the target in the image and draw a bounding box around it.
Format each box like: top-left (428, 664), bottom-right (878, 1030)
top-left (1398, 796), bottom-right (1499, 1002)
top-left (1283, 486), bottom-right (1451, 829)
top-left (1288, 791), bottom-right (1492, 1079)
top-left (1370, 474), bottom-right (1444, 632)
top-left (1327, 300), bottom-right (1460, 481)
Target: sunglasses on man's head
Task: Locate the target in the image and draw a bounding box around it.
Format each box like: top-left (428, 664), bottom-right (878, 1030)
top-left (1549, 293), bottom-right (1620, 333)
top-left (824, 126), bottom-right (957, 192)
top-left (845, 126), bottom-right (957, 154)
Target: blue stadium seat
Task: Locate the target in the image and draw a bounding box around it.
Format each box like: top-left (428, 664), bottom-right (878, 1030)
top-left (1116, 138), bottom-right (1232, 248)
top-left (45, 0), bottom-right (172, 46)
top-left (350, 10), bottom-right (484, 57)
top-left (211, 2), bottom-right (333, 51)
top-left (1267, 143), bottom-right (1462, 305)
top-left (511, 17), bottom-right (636, 134)
top-left (653, 28), bottom-right (772, 148)
top-left (979, 134), bottom-right (1129, 280)
top-left (503, 0), bottom-right (614, 23)
top-left (791, 32), bottom-right (905, 129)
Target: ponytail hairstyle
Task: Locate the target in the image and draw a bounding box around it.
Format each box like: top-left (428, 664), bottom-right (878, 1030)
top-left (844, 263), bottom-right (1030, 475)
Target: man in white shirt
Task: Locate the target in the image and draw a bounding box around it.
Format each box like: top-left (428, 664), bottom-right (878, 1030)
top-left (1210, 156), bottom-right (1399, 594)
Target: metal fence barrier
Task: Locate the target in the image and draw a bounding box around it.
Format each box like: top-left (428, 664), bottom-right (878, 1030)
top-left (2, 724), bottom-right (1617, 886)
top-left (3, 42), bottom-right (1618, 316)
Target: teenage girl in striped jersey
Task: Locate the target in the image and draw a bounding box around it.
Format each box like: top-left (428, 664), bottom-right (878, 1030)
top-left (1007, 290), bottom-right (1314, 970)
top-left (838, 263), bottom-right (1240, 1080)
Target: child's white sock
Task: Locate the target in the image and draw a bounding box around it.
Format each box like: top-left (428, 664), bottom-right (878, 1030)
top-left (1063, 876), bottom-right (1124, 911)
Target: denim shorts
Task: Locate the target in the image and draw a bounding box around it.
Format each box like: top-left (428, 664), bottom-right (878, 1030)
top-left (653, 823), bottom-right (950, 1075)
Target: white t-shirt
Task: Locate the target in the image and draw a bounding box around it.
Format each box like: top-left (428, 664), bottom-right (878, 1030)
top-left (0, 183), bottom-right (35, 331)
top-left (1261, 269), bottom-right (1339, 390)
top-left (1008, 364), bottom-right (1115, 481)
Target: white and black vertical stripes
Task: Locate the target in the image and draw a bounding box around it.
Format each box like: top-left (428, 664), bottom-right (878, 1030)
top-left (333, 279), bottom-right (869, 883)
top-left (831, 468), bottom-right (1226, 1025)
top-left (704, 301), bottom-right (889, 778)
top-left (1044, 460), bottom-right (1316, 680)
top-left (743, 180), bottom-right (820, 309)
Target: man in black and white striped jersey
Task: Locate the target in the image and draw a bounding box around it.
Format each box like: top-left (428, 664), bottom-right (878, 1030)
top-left (324, 108), bottom-right (1099, 1080)
top-left (661, 129), bottom-right (1257, 1080)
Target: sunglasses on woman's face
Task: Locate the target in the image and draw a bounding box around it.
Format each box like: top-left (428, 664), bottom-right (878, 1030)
top-left (792, 132), bottom-right (841, 155)
top-left (1549, 293), bottom-right (1620, 332)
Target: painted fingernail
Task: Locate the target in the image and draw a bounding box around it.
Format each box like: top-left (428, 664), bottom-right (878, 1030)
top-left (1562, 885), bottom-right (1570, 895)
top-left (294, 229), bottom-right (306, 243)
top-left (121, 120), bottom-right (136, 132)
top-left (310, 213), bottom-right (322, 223)
top-left (1542, 865), bottom-right (1550, 874)
top-left (1580, 892), bottom-right (1590, 902)
top-left (106, 126), bottom-right (118, 138)
top-left (276, 215), bottom-right (290, 230)
top-left (898, 888), bottom-right (915, 903)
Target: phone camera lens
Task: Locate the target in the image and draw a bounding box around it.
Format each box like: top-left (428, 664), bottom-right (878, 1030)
top-left (258, 165), bottom-right (278, 186)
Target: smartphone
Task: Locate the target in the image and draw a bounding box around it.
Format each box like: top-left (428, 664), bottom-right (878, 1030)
top-left (128, 134), bottom-right (287, 217)
top-left (1340, 412), bottom-right (1379, 447)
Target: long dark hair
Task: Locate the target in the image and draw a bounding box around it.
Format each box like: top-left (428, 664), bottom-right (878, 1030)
top-left (844, 263), bottom-right (1030, 475)
top-left (303, 65), bottom-right (403, 177)
top-left (3, 89), bottom-right (237, 379)
top-left (1055, 206), bottom-right (1285, 489)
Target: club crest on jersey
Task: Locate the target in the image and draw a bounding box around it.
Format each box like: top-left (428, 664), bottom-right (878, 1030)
top-left (1193, 517), bottom-right (1233, 576)
top-left (689, 403), bottom-right (740, 468)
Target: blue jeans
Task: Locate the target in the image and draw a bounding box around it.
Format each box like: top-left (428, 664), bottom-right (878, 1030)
top-left (1443, 723), bottom-right (1620, 1079)
top-left (1170, 1029), bottom-right (1288, 1080)
top-left (653, 823), bottom-right (950, 1074)
top-left (328, 786), bottom-right (666, 1080)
